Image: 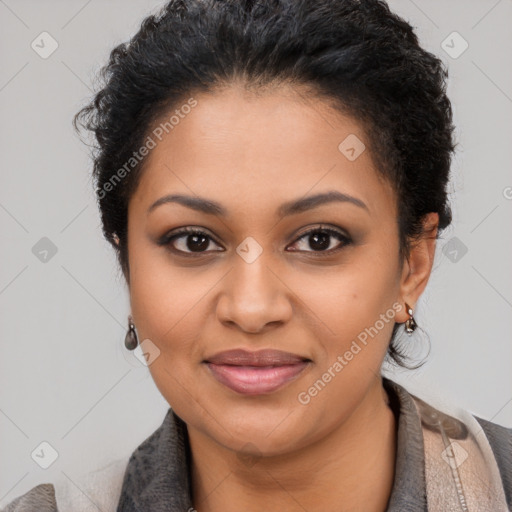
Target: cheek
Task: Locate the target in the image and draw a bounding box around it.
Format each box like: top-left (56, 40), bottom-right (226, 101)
top-left (130, 276), bottom-right (210, 371)
top-left (128, 233), bottom-right (205, 338)
top-left (129, 263), bottom-right (206, 412)
top-left (290, 259), bottom-right (400, 438)
top-left (127, 241), bottom-right (229, 410)
top-left (297, 252), bottom-right (400, 349)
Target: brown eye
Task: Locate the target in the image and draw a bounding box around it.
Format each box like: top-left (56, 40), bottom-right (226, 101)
top-left (161, 228), bottom-right (224, 254)
top-left (288, 227), bottom-right (351, 254)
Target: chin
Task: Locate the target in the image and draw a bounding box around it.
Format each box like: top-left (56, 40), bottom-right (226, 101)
top-left (205, 405), bottom-right (313, 456)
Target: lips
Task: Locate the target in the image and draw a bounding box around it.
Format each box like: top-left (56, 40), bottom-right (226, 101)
top-left (204, 349), bottom-right (311, 395)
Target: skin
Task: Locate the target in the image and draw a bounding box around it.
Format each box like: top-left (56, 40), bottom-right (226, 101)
top-left (125, 82), bottom-right (438, 512)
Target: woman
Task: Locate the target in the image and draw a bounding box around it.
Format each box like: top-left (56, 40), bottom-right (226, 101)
top-left (3, 0), bottom-right (510, 511)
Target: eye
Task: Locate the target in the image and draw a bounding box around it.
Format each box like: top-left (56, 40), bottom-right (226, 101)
top-left (159, 224), bottom-right (352, 257)
top-left (161, 227), bottom-right (224, 255)
top-left (287, 225), bottom-right (352, 254)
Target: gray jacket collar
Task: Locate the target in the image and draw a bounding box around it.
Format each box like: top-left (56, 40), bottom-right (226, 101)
top-left (116, 377), bottom-right (428, 511)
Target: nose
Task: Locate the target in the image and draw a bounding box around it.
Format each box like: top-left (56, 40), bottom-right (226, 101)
top-left (216, 253), bottom-right (293, 334)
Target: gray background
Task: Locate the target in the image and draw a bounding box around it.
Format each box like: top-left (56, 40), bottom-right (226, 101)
top-left (1, 0), bottom-right (511, 505)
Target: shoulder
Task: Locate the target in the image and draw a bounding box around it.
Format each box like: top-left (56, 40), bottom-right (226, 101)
top-left (385, 377), bottom-right (512, 506)
top-left (473, 413), bottom-right (512, 455)
top-left (472, 414), bottom-right (512, 503)
top-left (409, 383), bottom-right (512, 482)
top-left (1, 457), bottom-right (129, 512)
top-left (0, 484), bottom-right (57, 512)
top-left (473, 413), bottom-right (512, 448)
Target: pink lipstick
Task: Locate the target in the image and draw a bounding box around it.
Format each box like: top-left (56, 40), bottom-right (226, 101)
top-left (204, 349), bottom-right (311, 395)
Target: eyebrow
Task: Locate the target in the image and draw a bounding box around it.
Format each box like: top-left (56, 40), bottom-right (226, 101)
top-left (147, 190), bottom-right (369, 217)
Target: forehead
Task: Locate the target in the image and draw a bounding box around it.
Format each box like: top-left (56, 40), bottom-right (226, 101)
top-left (129, 84), bottom-right (396, 220)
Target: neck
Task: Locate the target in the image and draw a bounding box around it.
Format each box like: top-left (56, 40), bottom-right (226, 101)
top-left (189, 378), bottom-right (397, 512)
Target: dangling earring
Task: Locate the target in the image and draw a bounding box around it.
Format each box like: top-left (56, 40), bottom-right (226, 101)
top-left (125, 314), bottom-right (139, 350)
top-left (404, 302), bottom-right (417, 335)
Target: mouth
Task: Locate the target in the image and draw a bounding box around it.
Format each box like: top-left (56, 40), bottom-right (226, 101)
top-left (203, 349), bottom-right (312, 395)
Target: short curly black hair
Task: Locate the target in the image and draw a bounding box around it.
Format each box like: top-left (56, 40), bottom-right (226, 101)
top-left (74, 0), bottom-right (456, 369)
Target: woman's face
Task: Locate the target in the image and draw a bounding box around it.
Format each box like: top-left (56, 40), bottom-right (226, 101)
top-left (127, 83), bottom-right (415, 456)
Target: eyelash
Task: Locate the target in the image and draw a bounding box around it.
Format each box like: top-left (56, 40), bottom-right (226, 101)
top-left (159, 225), bottom-right (352, 257)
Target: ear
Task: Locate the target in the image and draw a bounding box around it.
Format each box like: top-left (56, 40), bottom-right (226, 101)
top-left (395, 212), bottom-right (439, 323)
